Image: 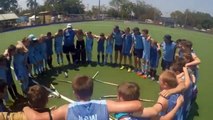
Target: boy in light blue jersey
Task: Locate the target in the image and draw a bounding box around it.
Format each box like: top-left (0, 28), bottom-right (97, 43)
top-left (131, 27), bottom-right (144, 73)
top-left (141, 29), bottom-right (151, 78)
top-left (23, 75), bottom-right (143, 120)
top-left (85, 31), bottom-right (94, 64)
top-left (105, 33), bottom-right (114, 64)
top-left (161, 34), bottom-right (176, 71)
top-left (54, 29), bottom-right (64, 65)
top-left (120, 27), bottom-right (133, 72)
top-left (113, 26), bottom-right (123, 65)
top-left (13, 43), bottom-right (29, 94)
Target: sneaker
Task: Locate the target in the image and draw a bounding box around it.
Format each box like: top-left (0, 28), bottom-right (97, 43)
top-left (151, 77), bottom-right (155, 81)
top-left (148, 75), bottom-right (151, 78)
top-left (120, 66), bottom-right (125, 70)
top-left (127, 68), bottom-right (132, 72)
top-left (141, 74), bottom-right (147, 79)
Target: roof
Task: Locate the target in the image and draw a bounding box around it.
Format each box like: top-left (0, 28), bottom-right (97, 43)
top-left (0, 13), bottom-right (18, 21)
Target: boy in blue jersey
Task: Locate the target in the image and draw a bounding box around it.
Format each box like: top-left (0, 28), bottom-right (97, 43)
top-left (45, 32), bottom-right (54, 68)
top-left (3, 45), bottom-right (21, 100)
top-left (120, 27), bottom-right (133, 72)
top-left (34, 37), bottom-right (43, 75)
top-left (14, 43), bottom-right (29, 95)
top-left (141, 29), bottom-right (151, 78)
top-left (113, 26), bottom-right (123, 65)
top-left (96, 33), bottom-right (106, 64)
top-left (131, 27), bottom-right (143, 73)
top-left (150, 40), bottom-right (161, 80)
top-left (54, 29), bottom-right (64, 65)
top-left (76, 29), bottom-right (86, 64)
top-left (63, 23), bottom-right (77, 64)
top-left (23, 75), bottom-right (143, 120)
top-left (85, 31), bottom-right (94, 64)
top-left (105, 33), bottom-right (114, 65)
top-left (161, 35), bottom-right (176, 71)
top-left (38, 35), bottom-right (47, 72)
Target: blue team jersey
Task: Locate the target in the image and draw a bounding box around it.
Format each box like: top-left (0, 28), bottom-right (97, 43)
top-left (45, 38), bottom-right (53, 56)
top-left (40, 42), bottom-right (47, 59)
top-left (34, 43), bottom-right (43, 61)
top-left (115, 112), bottom-right (150, 120)
top-left (97, 38), bottom-right (105, 53)
top-left (64, 29), bottom-right (75, 46)
top-left (28, 44), bottom-right (37, 64)
top-left (67, 100), bottom-right (109, 120)
top-left (86, 37), bottom-right (93, 52)
top-left (113, 31), bottom-right (123, 46)
top-left (161, 42), bottom-right (176, 62)
top-left (150, 45), bottom-right (158, 68)
top-left (106, 39), bottom-right (114, 54)
top-left (142, 36), bottom-right (151, 61)
top-left (54, 35), bottom-right (63, 54)
top-left (132, 34), bottom-right (143, 49)
top-left (13, 52), bottom-right (28, 80)
top-left (160, 94), bottom-right (182, 120)
top-left (0, 67), bottom-right (7, 82)
top-left (122, 34), bottom-right (133, 54)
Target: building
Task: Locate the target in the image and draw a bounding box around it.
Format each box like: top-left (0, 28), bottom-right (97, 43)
top-left (0, 13), bottom-right (18, 32)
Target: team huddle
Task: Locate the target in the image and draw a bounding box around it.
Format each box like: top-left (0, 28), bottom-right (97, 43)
top-left (0, 23), bottom-right (200, 120)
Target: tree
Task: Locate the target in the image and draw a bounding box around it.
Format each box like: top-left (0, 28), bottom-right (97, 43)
top-left (0, 0), bottom-right (18, 12)
top-left (27, 0), bottom-right (39, 11)
top-left (109, 0), bottom-right (129, 12)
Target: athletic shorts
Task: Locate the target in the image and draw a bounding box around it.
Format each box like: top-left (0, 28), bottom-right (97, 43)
top-left (134, 49), bottom-right (143, 59)
top-left (114, 45), bottom-right (122, 52)
top-left (161, 59), bottom-right (172, 70)
top-left (63, 45), bottom-right (76, 54)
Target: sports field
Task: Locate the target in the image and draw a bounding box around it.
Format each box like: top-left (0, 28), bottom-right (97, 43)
top-left (0, 21), bottom-right (212, 120)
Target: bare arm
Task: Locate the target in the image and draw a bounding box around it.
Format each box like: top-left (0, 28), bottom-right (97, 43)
top-left (106, 100), bottom-right (143, 113)
top-left (185, 52), bottom-right (201, 67)
top-left (159, 95), bottom-right (184, 120)
top-left (183, 67), bottom-right (191, 89)
top-left (23, 104), bottom-right (68, 120)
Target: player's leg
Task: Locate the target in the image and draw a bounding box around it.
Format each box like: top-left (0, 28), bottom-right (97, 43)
top-left (127, 55), bottom-right (132, 72)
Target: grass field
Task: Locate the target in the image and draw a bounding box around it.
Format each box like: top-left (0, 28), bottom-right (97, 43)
top-left (0, 21), bottom-right (213, 120)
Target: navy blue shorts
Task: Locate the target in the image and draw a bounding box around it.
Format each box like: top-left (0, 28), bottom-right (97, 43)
top-left (115, 45), bottom-right (122, 52)
top-left (63, 45), bottom-right (76, 54)
top-left (161, 59), bottom-right (172, 70)
top-left (134, 49), bottom-right (143, 59)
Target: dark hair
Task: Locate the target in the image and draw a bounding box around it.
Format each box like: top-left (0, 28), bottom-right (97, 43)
top-left (100, 33), bottom-right (105, 36)
top-left (27, 85), bottom-right (49, 108)
top-left (58, 29), bottom-right (63, 33)
top-left (118, 82), bottom-right (140, 101)
top-left (0, 81), bottom-right (7, 93)
top-left (142, 29), bottom-right (149, 34)
top-left (181, 40), bottom-right (193, 49)
top-left (133, 27), bottom-right (139, 32)
top-left (47, 32), bottom-right (52, 36)
top-left (72, 76), bottom-right (93, 100)
top-left (170, 58), bottom-right (186, 73)
top-left (7, 45), bottom-right (16, 53)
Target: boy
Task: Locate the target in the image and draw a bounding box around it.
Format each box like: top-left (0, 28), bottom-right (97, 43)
top-left (76, 29), bottom-right (86, 64)
top-left (141, 29), bottom-right (151, 78)
top-left (45, 32), bottom-right (54, 68)
top-left (23, 75), bottom-right (143, 120)
top-left (54, 29), bottom-right (64, 65)
top-left (97, 33), bottom-right (106, 64)
top-left (131, 27), bottom-right (144, 73)
top-left (85, 31), bottom-right (94, 64)
top-left (120, 27), bottom-right (133, 72)
top-left (63, 23), bottom-right (76, 64)
top-left (105, 33), bottom-right (114, 65)
top-left (113, 26), bottom-right (123, 65)
top-left (161, 35), bottom-right (176, 71)
top-left (3, 45), bottom-right (20, 100)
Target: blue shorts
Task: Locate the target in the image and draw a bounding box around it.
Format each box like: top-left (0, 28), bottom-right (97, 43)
top-left (161, 59), bottom-right (172, 70)
top-left (55, 47), bottom-right (63, 54)
top-left (114, 45), bottom-right (122, 52)
top-left (98, 46), bottom-right (104, 53)
top-left (134, 49), bottom-right (143, 59)
top-left (122, 52), bottom-right (132, 57)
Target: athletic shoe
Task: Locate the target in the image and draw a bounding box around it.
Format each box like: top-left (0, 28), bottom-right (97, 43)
top-left (151, 77), bottom-right (155, 81)
top-left (127, 68), bottom-right (132, 73)
top-left (141, 75), bottom-right (147, 79)
top-left (120, 66), bottom-right (125, 70)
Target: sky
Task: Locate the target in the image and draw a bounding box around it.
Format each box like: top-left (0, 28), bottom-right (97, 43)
top-left (18, 0), bottom-right (213, 17)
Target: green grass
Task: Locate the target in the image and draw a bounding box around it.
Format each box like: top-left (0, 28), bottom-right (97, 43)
top-left (0, 21), bottom-right (213, 120)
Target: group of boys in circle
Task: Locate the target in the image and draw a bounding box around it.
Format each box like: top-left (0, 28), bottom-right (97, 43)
top-left (0, 23), bottom-right (200, 120)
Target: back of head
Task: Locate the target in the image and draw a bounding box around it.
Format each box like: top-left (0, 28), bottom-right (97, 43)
top-left (159, 70), bottom-right (178, 89)
top-left (118, 82), bottom-right (140, 101)
top-left (27, 85), bottom-right (49, 108)
top-left (7, 44), bottom-right (16, 54)
top-left (142, 29), bottom-right (149, 35)
top-left (72, 75), bottom-right (93, 100)
top-left (170, 58), bottom-right (186, 74)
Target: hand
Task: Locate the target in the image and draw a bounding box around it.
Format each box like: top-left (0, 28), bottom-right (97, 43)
top-left (183, 67), bottom-right (188, 72)
top-left (176, 95), bottom-right (184, 106)
top-left (185, 63), bottom-right (190, 67)
top-left (160, 90), bottom-right (172, 98)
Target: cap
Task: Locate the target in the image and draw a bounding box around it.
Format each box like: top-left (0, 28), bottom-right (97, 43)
top-left (67, 23), bottom-right (72, 29)
top-left (28, 34), bottom-right (38, 41)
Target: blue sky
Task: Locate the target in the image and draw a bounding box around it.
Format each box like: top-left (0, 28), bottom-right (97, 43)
top-left (18, 0), bottom-right (213, 17)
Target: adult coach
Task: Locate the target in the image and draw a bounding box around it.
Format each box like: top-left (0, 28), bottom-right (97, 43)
top-left (112, 26), bottom-right (123, 65)
top-left (63, 23), bottom-right (76, 64)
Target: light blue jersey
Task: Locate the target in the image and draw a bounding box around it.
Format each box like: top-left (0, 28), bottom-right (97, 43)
top-left (122, 34), bottom-right (133, 55)
top-left (113, 31), bottom-right (123, 46)
top-left (34, 43), bottom-right (43, 62)
top-left (132, 34), bottom-right (143, 49)
top-left (142, 36), bottom-right (151, 61)
top-left (67, 100), bottom-right (109, 120)
top-left (54, 35), bottom-right (63, 54)
top-left (115, 112), bottom-right (150, 120)
top-left (40, 42), bottom-right (47, 60)
top-left (161, 42), bottom-right (176, 62)
top-left (106, 39), bottom-right (114, 54)
top-left (86, 36), bottom-right (93, 52)
top-left (28, 44), bottom-right (37, 64)
top-left (64, 29), bottom-right (75, 46)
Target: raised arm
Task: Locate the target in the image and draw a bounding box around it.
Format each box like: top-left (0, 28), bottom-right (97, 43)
top-left (185, 52), bottom-right (201, 67)
top-left (106, 100), bottom-right (143, 113)
top-left (23, 104), bottom-right (68, 120)
top-left (159, 95), bottom-right (184, 120)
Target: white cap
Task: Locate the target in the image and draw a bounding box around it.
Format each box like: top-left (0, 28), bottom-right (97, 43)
top-left (67, 23), bottom-right (72, 29)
